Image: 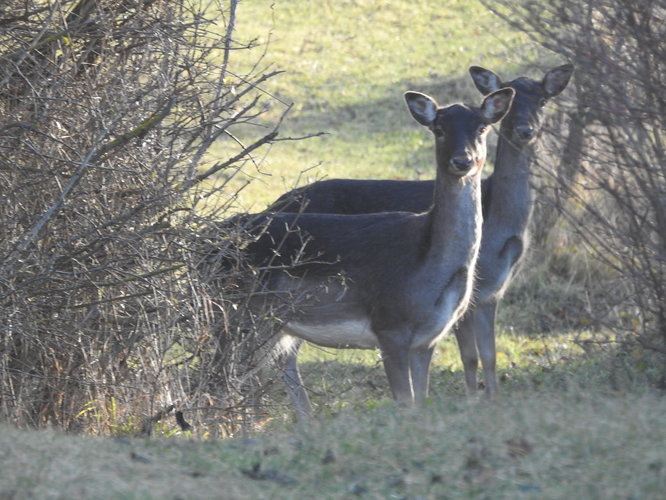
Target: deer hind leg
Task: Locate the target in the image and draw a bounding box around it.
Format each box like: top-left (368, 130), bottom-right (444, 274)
top-left (280, 339), bottom-right (312, 422)
top-left (475, 301), bottom-right (499, 397)
top-left (409, 346), bottom-right (435, 406)
top-left (455, 311), bottom-right (480, 394)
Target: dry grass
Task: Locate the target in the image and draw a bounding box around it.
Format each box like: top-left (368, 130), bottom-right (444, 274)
top-left (2, 307), bottom-right (664, 498)
top-left (2, 372), bottom-right (664, 499)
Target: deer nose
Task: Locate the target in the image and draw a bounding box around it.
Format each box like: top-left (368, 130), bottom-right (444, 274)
top-left (515, 125), bottom-right (536, 141)
top-left (449, 156), bottom-right (473, 173)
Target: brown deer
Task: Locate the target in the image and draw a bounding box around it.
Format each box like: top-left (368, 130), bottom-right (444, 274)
top-left (269, 64), bottom-right (573, 400)
top-left (231, 88), bottom-right (514, 419)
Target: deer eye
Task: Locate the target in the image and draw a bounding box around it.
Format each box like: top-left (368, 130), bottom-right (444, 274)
top-left (477, 125), bottom-right (488, 135)
top-left (433, 127), bottom-right (445, 137)
top-left (539, 98), bottom-right (547, 107)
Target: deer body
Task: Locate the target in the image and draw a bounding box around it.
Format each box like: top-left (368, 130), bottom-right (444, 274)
top-left (234, 90), bottom-right (514, 416)
top-left (473, 132), bottom-right (532, 304)
top-left (270, 179), bottom-right (435, 214)
top-left (270, 201), bottom-right (478, 351)
top-left (269, 65), bottom-right (573, 400)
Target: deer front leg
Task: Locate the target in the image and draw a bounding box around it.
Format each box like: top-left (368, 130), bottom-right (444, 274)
top-left (379, 333), bottom-right (414, 406)
top-left (455, 311), bottom-right (480, 394)
top-left (409, 345), bottom-right (435, 406)
top-left (475, 301), bottom-right (499, 397)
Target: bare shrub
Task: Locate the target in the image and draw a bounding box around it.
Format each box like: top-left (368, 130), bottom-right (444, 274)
top-left (485, 1), bottom-right (666, 362)
top-left (0, 0), bottom-right (296, 434)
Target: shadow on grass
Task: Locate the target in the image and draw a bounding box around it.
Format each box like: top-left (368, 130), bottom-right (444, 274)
top-left (286, 61), bottom-right (542, 136)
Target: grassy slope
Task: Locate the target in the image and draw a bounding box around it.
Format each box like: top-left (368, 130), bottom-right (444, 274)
top-left (2, 374), bottom-right (665, 499)
top-left (224, 0), bottom-right (530, 210)
top-left (3, 336), bottom-right (663, 499)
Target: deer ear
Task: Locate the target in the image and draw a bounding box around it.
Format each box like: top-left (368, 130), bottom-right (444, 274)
top-left (404, 91), bottom-right (438, 127)
top-left (480, 88), bottom-right (515, 124)
top-left (543, 63), bottom-right (574, 97)
top-left (469, 66), bottom-right (503, 95)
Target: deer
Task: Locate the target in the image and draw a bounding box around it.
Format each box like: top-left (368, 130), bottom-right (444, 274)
top-left (268, 64), bottom-right (573, 401)
top-left (227, 87), bottom-right (514, 420)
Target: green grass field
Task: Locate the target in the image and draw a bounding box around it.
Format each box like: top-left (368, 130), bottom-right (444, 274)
top-left (224, 0), bottom-right (535, 209)
top-left (3, 2), bottom-right (665, 499)
top-left (3, 349), bottom-right (665, 498)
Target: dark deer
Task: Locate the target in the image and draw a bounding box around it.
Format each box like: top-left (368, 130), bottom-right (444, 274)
top-left (231, 88), bottom-right (514, 419)
top-left (269, 64), bottom-right (573, 399)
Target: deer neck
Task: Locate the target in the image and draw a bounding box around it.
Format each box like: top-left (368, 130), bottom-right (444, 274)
top-left (484, 122), bottom-right (534, 234)
top-left (423, 168), bottom-right (483, 272)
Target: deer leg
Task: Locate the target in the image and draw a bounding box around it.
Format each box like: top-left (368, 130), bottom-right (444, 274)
top-left (280, 340), bottom-right (312, 421)
top-left (378, 333), bottom-right (414, 406)
top-left (475, 301), bottom-right (499, 397)
top-left (455, 311), bottom-right (480, 394)
top-left (409, 345), bottom-right (435, 406)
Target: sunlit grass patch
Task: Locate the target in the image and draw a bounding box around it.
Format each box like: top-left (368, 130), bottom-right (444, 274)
top-left (276, 329), bottom-right (604, 420)
top-left (217, 0), bottom-right (530, 210)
